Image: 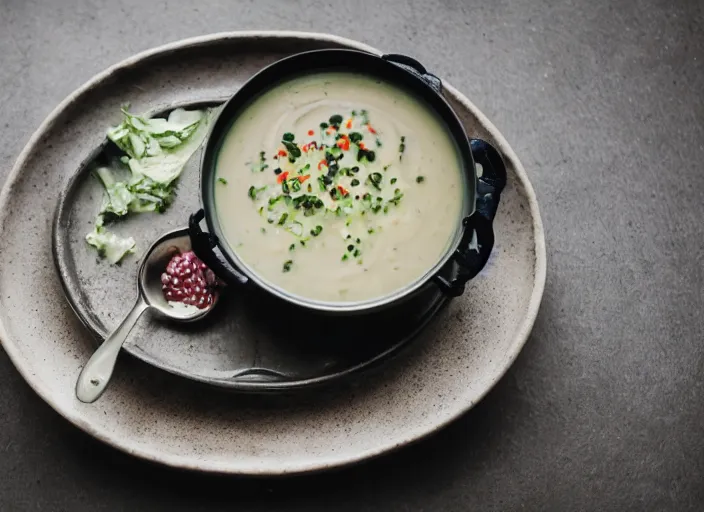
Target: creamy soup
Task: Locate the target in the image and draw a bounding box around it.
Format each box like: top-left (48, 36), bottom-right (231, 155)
top-left (214, 72), bottom-right (465, 303)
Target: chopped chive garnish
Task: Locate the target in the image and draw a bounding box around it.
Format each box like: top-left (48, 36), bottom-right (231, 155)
top-left (342, 253), bottom-right (349, 261)
top-left (390, 177), bottom-right (397, 184)
top-left (416, 176), bottom-right (425, 183)
top-left (350, 178), bottom-right (360, 186)
top-left (383, 206), bottom-right (389, 214)
top-left (368, 228), bottom-right (375, 234)
top-left (349, 132), bottom-right (363, 143)
top-left (282, 260), bottom-right (293, 272)
top-left (353, 249), bottom-right (361, 257)
top-left (311, 225), bottom-right (323, 236)
top-left (248, 185), bottom-right (266, 200)
top-left (389, 190), bottom-right (404, 206)
top-left (347, 245), bottom-right (354, 252)
top-left (289, 243), bottom-right (295, 251)
top-left (366, 172), bottom-right (382, 190)
top-left (260, 227), bottom-right (266, 233)
top-left (356, 238), bottom-right (361, 244)
top-left (357, 149), bottom-right (376, 162)
top-left (399, 136), bottom-right (406, 161)
top-left (217, 177), bottom-right (228, 185)
top-left (274, 168), bottom-right (282, 175)
top-left (277, 212), bottom-right (288, 225)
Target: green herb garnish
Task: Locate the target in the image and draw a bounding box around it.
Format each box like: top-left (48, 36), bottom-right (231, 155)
top-left (416, 176), bottom-right (425, 183)
top-left (357, 149), bottom-right (376, 162)
top-left (217, 177), bottom-right (228, 185)
top-left (350, 178), bottom-right (360, 187)
top-left (282, 260), bottom-right (293, 272)
top-left (390, 177), bottom-right (397, 184)
top-left (248, 185), bottom-right (266, 200)
top-left (388, 190), bottom-right (404, 206)
top-left (349, 132), bottom-right (363, 143)
top-left (311, 225), bottom-right (323, 236)
top-left (366, 172), bottom-right (382, 190)
top-left (399, 136), bottom-right (406, 161)
top-left (277, 212), bottom-right (288, 225)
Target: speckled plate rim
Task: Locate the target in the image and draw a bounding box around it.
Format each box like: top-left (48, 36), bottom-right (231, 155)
top-left (0, 31), bottom-right (546, 474)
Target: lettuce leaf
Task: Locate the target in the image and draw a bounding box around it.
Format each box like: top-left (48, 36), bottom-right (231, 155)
top-left (86, 218), bottom-right (136, 264)
top-left (87, 106), bottom-right (212, 263)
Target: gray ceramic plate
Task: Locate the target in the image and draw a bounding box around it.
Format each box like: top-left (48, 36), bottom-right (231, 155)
top-left (0, 31), bottom-right (546, 475)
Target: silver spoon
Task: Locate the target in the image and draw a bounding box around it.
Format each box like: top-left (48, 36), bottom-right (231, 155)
top-left (75, 228), bottom-right (218, 403)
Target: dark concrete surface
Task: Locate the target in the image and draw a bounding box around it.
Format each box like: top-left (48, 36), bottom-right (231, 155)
top-left (1, 0), bottom-right (702, 510)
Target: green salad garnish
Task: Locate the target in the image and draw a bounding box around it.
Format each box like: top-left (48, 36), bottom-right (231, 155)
top-left (85, 106), bottom-right (213, 263)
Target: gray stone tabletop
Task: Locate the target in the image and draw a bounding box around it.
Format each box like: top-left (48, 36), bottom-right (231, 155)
top-left (1, 0), bottom-right (702, 510)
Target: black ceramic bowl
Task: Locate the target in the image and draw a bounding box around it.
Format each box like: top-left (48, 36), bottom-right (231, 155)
top-left (189, 49), bottom-right (506, 314)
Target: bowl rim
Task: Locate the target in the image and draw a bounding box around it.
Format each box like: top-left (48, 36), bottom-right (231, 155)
top-left (199, 48), bottom-right (477, 313)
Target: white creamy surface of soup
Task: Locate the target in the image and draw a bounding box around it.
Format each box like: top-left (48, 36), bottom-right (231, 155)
top-left (214, 72), bottom-right (465, 303)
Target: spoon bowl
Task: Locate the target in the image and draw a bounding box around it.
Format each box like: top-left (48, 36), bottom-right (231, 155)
top-left (75, 228), bottom-right (219, 403)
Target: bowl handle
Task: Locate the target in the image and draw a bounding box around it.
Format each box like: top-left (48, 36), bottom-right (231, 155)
top-left (433, 139), bottom-right (507, 297)
top-left (382, 53), bottom-right (443, 93)
top-left (188, 209), bottom-right (249, 286)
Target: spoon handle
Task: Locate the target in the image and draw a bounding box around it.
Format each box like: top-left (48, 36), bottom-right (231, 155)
top-left (75, 297), bottom-right (149, 403)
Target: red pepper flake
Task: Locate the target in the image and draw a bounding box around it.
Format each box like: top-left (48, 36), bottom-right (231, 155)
top-left (277, 171), bottom-right (289, 184)
top-left (307, 129), bottom-right (314, 136)
top-left (366, 124), bottom-right (377, 134)
top-left (317, 159), bottom-right (327, 171)
top-left (326, 126), bottom-right (337, 134)
top-left (345, 119), bottom-right (353, 129)
top-left (336, 134), bottom-right (350, 151)
top-left (358, 142), bottom-right (367, 150)
top-left (298, 175), bottom-right (311, 184)
top-left (337, 185), bottom-right (349, 196)
top-left (277, 149), bottom-right (287, 157)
